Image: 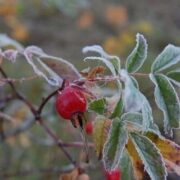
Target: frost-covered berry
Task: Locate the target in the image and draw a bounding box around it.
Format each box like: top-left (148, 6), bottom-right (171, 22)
top-left (56, 85), bottom-right (87, 120)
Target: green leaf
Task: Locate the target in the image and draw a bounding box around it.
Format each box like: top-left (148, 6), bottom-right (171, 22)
top-left (110, 97), bottom-right (123, 119)
top-left (141, 94), bottom-right (153, 131)
top-left (120, 70), bottom-right (142, 112)
top-left (166, 69), bottom-right (180, 87)
top-left (150, 74), bottom-right (180, 135)
top-left (151, 44), bottom-right (180, 73)
top-left (121, 112), bottom-right (160, 134)
top-left (89, 98), bottom-right (107, 114)
top-left (120, 151), bottom-right (134, 180)
top-left (126, 33), bottom-right (148, 73)
top-left (122, 112), bottom-right (143, 123)
top-left (120, 70), bottom-right (153, 130)
top-left (111, 57), bottom-right (121, 74)
top-left (130, 132), bottom-right (167, 180)
top-left (130, 76), bottom-right (139, 89)
top-left (103, 118), bottom-right (128, 170)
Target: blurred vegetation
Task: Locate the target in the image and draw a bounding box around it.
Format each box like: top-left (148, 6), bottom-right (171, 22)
top-left (0, 0), bottom-right (180, 179)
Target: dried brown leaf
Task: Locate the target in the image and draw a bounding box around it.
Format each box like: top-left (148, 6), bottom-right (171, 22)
top-left (87, 66), bottom-right (106, 79)
top-left (146, 132), bottom-right (180, 175)
top-left (126, 139), bottom-right (147, 180)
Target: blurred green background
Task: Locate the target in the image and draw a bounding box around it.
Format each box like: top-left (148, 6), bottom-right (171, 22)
top-left (0, 0), bottom-right (180, 179)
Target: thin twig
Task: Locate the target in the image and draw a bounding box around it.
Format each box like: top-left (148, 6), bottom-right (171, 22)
top-left (37, 79), bottom-right (65, 115)
top-left (0, 67), bottom-right (37, 114)
top-left (62, 142), bottom-right (94, 148)
top-left (28, 133), bottom-right (94, 148)
top-left (85, 72), bottom-right (149, 83)
top-left (38, 118), bottom-right (76, 165)
top-left (131, 72), bottom-right (149, 77)
top-left (0, 67), bottom-right (18, 94)
top-left (0, 75), bottom-right (38, 85)
top-left (0, 67), bottom-right (75, 165)
top-left (0, 94), bottom-right (16, 102)
top-left (86, 75), bottom-right (120, 82)
top-left (0, 94), bottom-right (16, 108)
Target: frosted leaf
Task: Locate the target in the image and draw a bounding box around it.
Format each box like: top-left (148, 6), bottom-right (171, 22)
top-left (24, 52), bottom-right (63, 86)
top-left (83, 45), bottom-right (121, 74)
top-left (120, 69), bottom-right (142, 112)
top-left (82, 45), bottom-right (118, 60)
top-left (103, 119), bottom-right (128, 170)
top-left (151, 44), bottom-right (180, 73)
top-left (150, 74), bottom-right (180, 135)
top-left (2, 49), bottom-right (18, 63)
top-left (120, 69), bottom-right (153, 130)
top-left (0, 34), bottom-right (23, 51)
top-left (23, 46), bottom-right (81, 86)
top-left (130, 133), bottom-right (167, 180)
top-left (126, 33), bottom-right (148, 73)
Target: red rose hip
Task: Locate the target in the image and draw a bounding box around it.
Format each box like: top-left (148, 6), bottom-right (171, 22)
top-left (85, 122), bottom-right (93, 135)
top-left (55, 85), bottom-right (87, 120)
top-left (105, 169), bottom-right (121, 180)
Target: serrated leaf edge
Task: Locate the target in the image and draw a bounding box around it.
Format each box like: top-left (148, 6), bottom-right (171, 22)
top-left (89, 98), bottom-right (107, 114)
top-left (126, 33), bottom-right (148, 73)
top-left (149, 73), bottom-right (180, 135)
top-left (103, 119), bottom-right (128, 170)
top-left (130, 133), bottom-right (167, 180)
top-left (151, 44), bottom-right (180, 73)
top-left (121, 112), bottom-right (160, 135)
